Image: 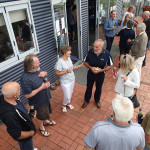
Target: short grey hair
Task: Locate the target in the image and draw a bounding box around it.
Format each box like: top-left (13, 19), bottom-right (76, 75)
top-left (112, 95), bottom-right (134, 122)
top-left (95, 39), bottom-right (104, 46)
top-left (137, 23), bottom-right (146, 32)
top-left (127, 19), bottom-right (134, 28)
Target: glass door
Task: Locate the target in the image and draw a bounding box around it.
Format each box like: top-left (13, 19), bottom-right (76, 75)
top-left (51, 0), bottom-right (68, 58)
top-left (66, 0), bottom-right (80, 62)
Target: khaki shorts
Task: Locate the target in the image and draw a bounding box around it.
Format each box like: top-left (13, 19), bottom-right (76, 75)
top-left (36, 103), bottom-right (52, 120)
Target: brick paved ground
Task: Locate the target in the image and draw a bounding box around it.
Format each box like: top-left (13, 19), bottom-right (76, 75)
top-left (0, 16), bottom-right (150, 150)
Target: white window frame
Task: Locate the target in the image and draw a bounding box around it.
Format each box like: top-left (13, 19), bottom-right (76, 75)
top-left (0, 7), bottom-right (18, 68)
top-left (0, 0), bottom-right (39, 72)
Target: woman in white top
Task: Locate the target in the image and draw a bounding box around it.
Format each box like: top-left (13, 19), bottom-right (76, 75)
top-left (120, 5), bottom-right (135, 30)
top-left (55, 45), bottom-right (82, 112)
top-left (115, 54), bottom-right (140, 99)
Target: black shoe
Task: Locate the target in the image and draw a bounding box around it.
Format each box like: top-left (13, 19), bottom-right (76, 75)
top-left (82, 101), bottom-right (88, 108)
top-left (96, 101), bottom-right (101, 108)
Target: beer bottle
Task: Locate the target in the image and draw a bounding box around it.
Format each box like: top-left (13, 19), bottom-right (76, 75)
top-left (138, 108), bottom-right (143, 124)
top-left (43, 77), bottom-right (49, 83)
top-left (110, 114), bottom-right (113, 119)
top-left (29, 105), bottom-right (35, 119)
top-left (114, 22), bottom-right (117, 27)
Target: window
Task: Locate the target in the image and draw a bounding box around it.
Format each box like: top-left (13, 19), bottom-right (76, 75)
top-left (0, 1), bottom-right (39, 72)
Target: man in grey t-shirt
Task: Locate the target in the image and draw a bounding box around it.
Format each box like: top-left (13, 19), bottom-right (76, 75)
top-left (84, 95), bottom-right (145, 150)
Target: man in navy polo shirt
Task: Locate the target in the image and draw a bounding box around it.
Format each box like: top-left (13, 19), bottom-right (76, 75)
top-left (82, 39), bottom-right (113, 108)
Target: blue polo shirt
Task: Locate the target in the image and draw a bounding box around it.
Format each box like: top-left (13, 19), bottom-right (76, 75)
top-left (84, 117), bottom-right (145, 150)
top-left (20, 68), bottom-right (51, 109)
top-left (85, 49), bottom-right (113, 75)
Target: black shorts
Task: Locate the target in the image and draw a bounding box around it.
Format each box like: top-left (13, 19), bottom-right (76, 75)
top-left (68, 24), bottom-right (76, 32)
top-left (36, 103), bottom-right (52, 120)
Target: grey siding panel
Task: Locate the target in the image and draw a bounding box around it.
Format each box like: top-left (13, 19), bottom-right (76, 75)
top-left (80, 0), bottom-right (88, 59)
top-left (0, 0), bottom-right (58, 106)
top-left (30, 0), bottom-right (58, 84)
top-left (116, 0), bottom-right (123, 20)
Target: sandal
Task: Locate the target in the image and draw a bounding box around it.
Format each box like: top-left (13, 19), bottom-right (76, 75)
top-left (39, 129), bottom-right (50, 137)
top-left (67, 104), bottom-right (74, 109)
top-left (43, 120), bottom-right (56, 126)
top-left (62, 106), bottom-right (67, 112)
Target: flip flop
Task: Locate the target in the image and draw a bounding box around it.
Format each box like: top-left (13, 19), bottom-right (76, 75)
top-left (39, 129), bottom-right (50, 137)
top-left (43, 120), bottom-right (56, 126)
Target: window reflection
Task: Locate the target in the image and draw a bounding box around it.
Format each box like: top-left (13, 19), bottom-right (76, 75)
top-left (54, 4), bottom-right (67, 49)
top-left (9, 9), bottom-right (34, 53)
top-left (0, 13), bottom-right (14, 63)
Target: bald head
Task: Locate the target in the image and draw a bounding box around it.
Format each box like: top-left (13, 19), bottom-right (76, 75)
top-left (142, 11), bottom-right (150, 20)
top-left (2, 82), bottom-right (20, 99)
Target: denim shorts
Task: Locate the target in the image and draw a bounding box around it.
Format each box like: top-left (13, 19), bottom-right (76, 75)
top-left (18, 137), bottom-right (33, 150)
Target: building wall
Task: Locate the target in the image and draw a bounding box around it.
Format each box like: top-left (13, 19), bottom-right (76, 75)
top-left (0, 0), bottom-right (89, 103)
top-left (0, 0), bottom-right (58, 104)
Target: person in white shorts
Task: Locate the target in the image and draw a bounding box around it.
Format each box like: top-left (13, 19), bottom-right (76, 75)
top-left (55, 44), bottom-right (83, 112)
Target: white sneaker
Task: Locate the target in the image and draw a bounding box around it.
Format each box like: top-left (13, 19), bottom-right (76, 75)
top-left (62, 106), bottom-right (67, 112)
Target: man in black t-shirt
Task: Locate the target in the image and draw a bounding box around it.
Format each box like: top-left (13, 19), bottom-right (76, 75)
top-left (118, 19), bottom-right (135, 55)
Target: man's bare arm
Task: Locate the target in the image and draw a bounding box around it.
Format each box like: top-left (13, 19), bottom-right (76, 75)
top-left (18, 131), bottom-right (35, 140)
top-left (24, 83), bottom-right (50, 99)
top-left (83, 145), bottom-right (95, 150)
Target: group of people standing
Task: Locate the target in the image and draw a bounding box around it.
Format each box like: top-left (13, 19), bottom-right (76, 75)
top-left (84, 5), bottom-right (150, 150)
top-left (0, 5), bottom-right (150, 150)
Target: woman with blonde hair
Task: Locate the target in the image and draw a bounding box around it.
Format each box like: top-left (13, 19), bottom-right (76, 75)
top-left (120, 13), bottom-right (134, 30)
top-left (120, 5), bottom-right (135, 30)
top-left (115, 54), bottom-right (140, 99)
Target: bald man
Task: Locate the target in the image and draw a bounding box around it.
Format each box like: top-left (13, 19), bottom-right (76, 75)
top-left (0, 82), bottom-right (36, 150)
